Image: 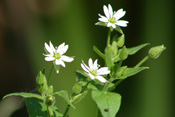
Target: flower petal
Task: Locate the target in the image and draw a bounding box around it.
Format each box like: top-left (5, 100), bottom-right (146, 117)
top-left (88, 73), bottom-right (95, 80)
top-left (55, 59), bottom-right (65, 67)
top-left (60, 45), bottom-right (68, 55)
top-left (61, 55), bottom-right (74, 62)
top-left (88, 58), bottom-right (94, 70)
top-left (108, 4), bottom-right (113, 17)
top-left (57, 42), bottom-right (65, 53)
top-left (81, 61), bottom-right (90, 72)
top-left (49, 41), bottom-right (56, 52)
top-left (96, 76), bottom-right (107, 83)
top-left (93, 59), bottom-right (98, 70)
top-left (45, 42), bottom-right (53, 54)
top-left (97, 67), bottom-right (110, 75)
top-left (98, 17), bottom-right (108, 22)
top-left (114, 9), bottom-right (126, 20)
top-left (45, 56), bottom-right (55, 61)
top-left (81, 63), bottom-right (90, 73)
top-left (116, 20), bottom-right (129, 27)
top-left (103, 5), bottom-right (110, 19)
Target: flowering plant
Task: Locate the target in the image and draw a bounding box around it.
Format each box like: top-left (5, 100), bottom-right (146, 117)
top-left (3, 3), bottom-right (165, 117)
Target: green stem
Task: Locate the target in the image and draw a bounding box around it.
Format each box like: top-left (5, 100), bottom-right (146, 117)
top-left (47, 106), bottom-right (54, 117)
top-left (113, 56), bottom-right (150, 88)
top-left (48, 65), bottom-right (54, 85)
top-left (135, 56), bottom-right (149, 67)
top-left (81, 81), bottom-right (90, 93)
top-left (63, 105), bottom-right (70, 117)
top-left (107, 28), bottom-right (111, 46)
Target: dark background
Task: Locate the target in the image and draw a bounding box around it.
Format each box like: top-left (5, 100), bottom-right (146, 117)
top-left (0, 0), bottom-right (174, 117)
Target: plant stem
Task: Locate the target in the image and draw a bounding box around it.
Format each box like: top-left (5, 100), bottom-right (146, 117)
top-left (113, 56), bottom-right (150, 88)
top-left (63, 105), bottom-right (70, 117)
top-left (81, 81), bottom-right (90, 93)
top-left (47, 106), bottom-right (54, 117)
top-left (107, 29), bottom-right (111, 46)
top-left (48, 65), bottom-right (54, 85)
top-left (135, 56), bottom-right (149, 67)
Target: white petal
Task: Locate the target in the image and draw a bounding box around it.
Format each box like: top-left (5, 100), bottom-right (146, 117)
top-left (81, 61), bottom-right (90, 72)
top-left (55, 59), bottom-right (65, 67)
top-left (107, 23), bottom-right (113, 27)
top-left (49, 41), bottom-right (56, 52)
top-left (45, 56), bottom-right (55, 61)
top-left (61, 55), bottom-right (74, 62)
top-left (96, 76), bottom-right (107, 83)
top-left (88, 73), bottom-right (95, 80)
top-left (116, 20), bottom-right (129, 27)
top-left (59, 45), bottom-right (68, 55)
top-left (88, 58), bottom-right (94, 70)
top-left (97, 67), bottom-right (110, 75)
top-left (57, 43), bottom-right (65, 53)
top-left (112, 24), bottom-right (116, 28)
top-left (114, 9), bottom-right (126, 20)
top-left (98, 17), bottom-right (108, 22)
top-left (81, 63), bottom-right (90, 73)
top-left (108, 4), bottom-right (113, 17)
top-left (103, 5), bottom-right (110, 19)
top-left (45, 42), bottom-right (53, 54)
top-left (93, 59), bottom-right (98, 70)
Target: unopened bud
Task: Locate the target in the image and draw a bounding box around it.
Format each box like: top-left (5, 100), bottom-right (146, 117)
top-left (116, 66), bottom-right (127, 77)
top-left (72, 82), bottom-right (82, 94)
top-left (45, 95), bottom-right (55, 106)
top-left (119, 46), bottom-right (128, 60)
top-left (149, 45), bottom-right (166, 59)
top-left (117, 34), bottom-right (125, 47)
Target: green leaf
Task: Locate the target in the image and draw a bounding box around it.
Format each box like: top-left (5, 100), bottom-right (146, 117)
top-left (119, 67), bottom-right (149, 79)
top-left (25, 98), bottom-right (62, 117)
top-left (53, 90), bottom-right (75, 109)
top-left (95, 22), bottom-right (107, 27)
top-left (127, 43), bottom-right (150, 55)
top-left (93, 46), bottom-right (105, 60)
top-left (92, 90), bottom-right (121, 117)
top-left (3, 93), bottom-right (43, 100)
top-left (71, 91), bottom-right (88, 104)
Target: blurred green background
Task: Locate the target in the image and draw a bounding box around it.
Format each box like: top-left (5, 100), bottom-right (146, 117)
top-left (0, 0), bottom-right (174, 117)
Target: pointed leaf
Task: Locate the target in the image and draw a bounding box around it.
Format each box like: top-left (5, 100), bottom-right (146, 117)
top-left (95, 22), bottom-right (107, 27)
top-left (114, 25), bottom-right (123, 34)
top-left (25, 98), bottom-right (62, 117)
top-left (119, 67), bottom-right (149, 79)
top-left (105, 46), bottom-right (114, 70)
top-left (127, 43), bottom-right (150, 55)
top-left (92, 90), bottom-right (121, 117)
top-left (53, 90), bottom-right (75, 109)
top-left (3, 93), bottom-right (43, 100)
top-left (93, 46), bottom-right (105, 60)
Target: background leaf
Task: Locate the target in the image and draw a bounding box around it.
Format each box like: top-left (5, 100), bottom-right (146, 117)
top-left (92, 90), bottom-right (121, 117)
top-left (25, 98), bottom-right (62, 117)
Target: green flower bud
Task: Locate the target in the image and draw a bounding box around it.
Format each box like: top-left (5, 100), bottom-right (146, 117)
top-left (36, 71), bottom-right (46, 85)
top-left (117, 34), bottom-right (125, 47)
top-left (149, 45), bottom-right (166, 59)
top-left (72, 82), bottom-right (82, 94)
top-left (47, 85), bottom-right (54, 95)
top-left (71, 91), bottom-right (87, 104)
top-left (45, 95), bottom-right (55, 106)
top-left (119, 46), bottom-right (128, 60)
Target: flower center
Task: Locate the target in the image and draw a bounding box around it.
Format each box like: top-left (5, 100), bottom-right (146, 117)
top-left (90, 70), bottom-right (97, 76)
top-left (108, 17), bottom-right (116, 24)
top-left (54, 53), bottom-right (61, 59)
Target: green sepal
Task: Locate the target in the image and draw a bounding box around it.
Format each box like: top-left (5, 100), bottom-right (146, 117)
top-left (117, 34), bottom-right (125, 47)
top-left (36, 71), bottom-right (46, 85)
top-left (111, 35), bottom-right (118, 57)
top-left (3, 93), bottom-right (43, 100)
top-left (72, 82), bottom-right (83, 94)
top-left (119, 46), bottom-right (128, 60)
top-left (25, 98), bottom-right (63, 117)
top-left (92, 90), bottom-right (121, 117)
top-left (71, 91), bottom-right (88, 104)
top-left (93, 46), bottom-right (105, 60)
top-left (118, 67), bottom-right (149, 79)
top-left (127, 43), bottom-right (150, 55)
top-left (149, 45), bottom-right (166, 59)
top-left (114, 25), bottom-right (123, 34)
top-left (54, 63), bottom-right (60, 74)
top-left (52, 90), bottom-right (75, 109)
top-left (95, 22), bottom-right (107, 27)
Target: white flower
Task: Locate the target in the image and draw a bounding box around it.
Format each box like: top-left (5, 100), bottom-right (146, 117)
top-left (44, 41), bottom-right (74, 67)
top-left (81, 58), bottom-right (110, 83)
top-left (98, 4), bottom-right (129, 28)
